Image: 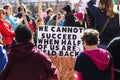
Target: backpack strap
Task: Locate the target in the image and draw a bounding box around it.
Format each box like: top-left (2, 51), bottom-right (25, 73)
top-left (100, 18), bottom-right (110, 35)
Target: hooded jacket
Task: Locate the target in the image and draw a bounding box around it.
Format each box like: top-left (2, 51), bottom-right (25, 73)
top-left (84, 48), bottom-right (110, 70)
top-left (0, 20), bottom-right (14, 46)
top-left (74, 48), bottom-right (114, 80)
top-left (0, 42), bottom-right (58, 80)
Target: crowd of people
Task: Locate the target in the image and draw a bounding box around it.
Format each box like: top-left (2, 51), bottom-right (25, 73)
top-left (0, 0), bottom-right (119, 80)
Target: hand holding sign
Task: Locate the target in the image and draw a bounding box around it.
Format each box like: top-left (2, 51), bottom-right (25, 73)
top-left (37, 26), bottom-right (84, 57)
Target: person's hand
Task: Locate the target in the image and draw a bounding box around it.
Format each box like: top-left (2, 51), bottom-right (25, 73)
top-left (17, 17), bottom-right (23, 24)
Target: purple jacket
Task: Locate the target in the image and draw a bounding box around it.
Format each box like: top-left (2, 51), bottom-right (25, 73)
top-left (0, 42), bottom-right (58, 80)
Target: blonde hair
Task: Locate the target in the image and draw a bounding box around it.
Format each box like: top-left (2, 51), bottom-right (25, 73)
top-left (98, 0), bottom-right (115, 18)
top-left (81, 29), bottom-right (99, 45)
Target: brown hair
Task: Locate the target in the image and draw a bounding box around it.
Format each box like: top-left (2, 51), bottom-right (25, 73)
top-left (3, 3), bottom-right (12, 15)
top-left (81, 29), bottom-right (99, 45)
top-left (0, 8), bottom-right (6, 18)
top-left (46, 8), bottom-right (53, 15)
top-left (3, 3), bottom-right (12, 10)
top-left (98, 0), bottom-right (115, 18)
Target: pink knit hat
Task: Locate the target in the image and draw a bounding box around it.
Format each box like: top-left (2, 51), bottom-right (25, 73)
top-left (75, 13), bottom-right (83, 20)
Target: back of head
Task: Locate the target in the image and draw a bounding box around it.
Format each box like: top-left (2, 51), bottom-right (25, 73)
top-left (63, 5), bottom-right (71, 12)
top-left (46, 8), bottom-right (53, 15)
top-left (15, 24), bottom-right (32, 43)
top-left (3, 3), bottom-right (12, 10)
top-left (81, 29), bottom-right (99, 45)
top-left (98, 0), bottom-right (115, 18)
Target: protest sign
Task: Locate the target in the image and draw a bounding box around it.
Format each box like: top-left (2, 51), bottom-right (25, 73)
top-left (37, 26), bottom-right (84, 57)
top-left (37, 26), bottom-right (84, 79)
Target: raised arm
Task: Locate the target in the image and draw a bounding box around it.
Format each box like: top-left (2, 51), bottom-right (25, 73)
top-left (87, 0), bottom-right (99, 16)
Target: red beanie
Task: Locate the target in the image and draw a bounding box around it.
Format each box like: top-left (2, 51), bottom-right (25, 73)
top-left (75, 13), bottom-right (83, 20)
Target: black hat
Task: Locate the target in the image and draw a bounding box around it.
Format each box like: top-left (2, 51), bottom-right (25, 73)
top-left (63, 5), bottom-right (71, 12)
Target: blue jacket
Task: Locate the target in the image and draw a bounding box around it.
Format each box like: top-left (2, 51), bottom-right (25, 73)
top-left (0, 44), bottom-right (8, 73)
top-left (6, 15), bottom-right (18, 31)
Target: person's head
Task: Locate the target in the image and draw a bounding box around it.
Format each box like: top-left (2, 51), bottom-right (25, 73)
top-left (59, 15), bottom-right (65, 21)
top-left (17, 4), bottom-right (27, 13)
top-left (42, 12), bottom-right (47, 20)
top-left (63, 5), bottom-right (71, 12)
top-left (46, 8), bottom-right (53, 16)
top-left (81, 29), bottom-right (99, 46)
top-left (75, 12), bottom-right (83, 21)
top-left (3, 3), bottom-right (12, 15)
top-left (15, 24), bottom-right (32, 43)
top-left (0, 8), bottom-right (6, 20)
top-left (98, 0), bottom-right (115, 18)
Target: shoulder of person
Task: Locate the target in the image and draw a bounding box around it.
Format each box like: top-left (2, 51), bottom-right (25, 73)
top-left (33, 49), bottom-right (50, 59)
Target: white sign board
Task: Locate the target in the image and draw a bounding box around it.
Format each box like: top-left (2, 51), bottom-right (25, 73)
top-left (37, 26), bottom-right (84, 57)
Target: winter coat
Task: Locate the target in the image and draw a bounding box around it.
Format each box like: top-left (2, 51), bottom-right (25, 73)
top-left (74, 48), bottom-right (114, 80)
top-left (0, 44), bottom-right (8, 73)
top-left (0, 42), bottom-right (58, 80)
top-left (0, 20), bottom-right (14, 46)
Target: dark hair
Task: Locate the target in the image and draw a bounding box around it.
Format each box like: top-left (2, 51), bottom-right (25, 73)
top-left (63, 5), bottom-right (71, 12)
top-left (3, 4), bottom-right (11, 10)
top-left (15, 24), bottom-right (32, 43)
top-left (0, 8), bottom-right (6, 18)
top-left (81, 29), bottom-right (99, 45)
top-left (3, 4), bottom-right (12, 15)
